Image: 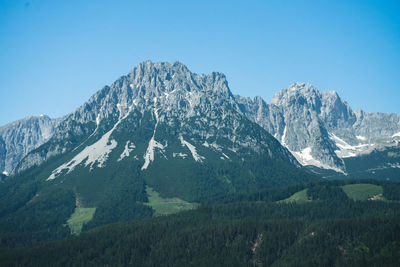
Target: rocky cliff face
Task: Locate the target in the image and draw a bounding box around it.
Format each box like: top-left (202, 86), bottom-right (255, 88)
top-left (8, 61), bottom-right (313, 207)
top-left (15, 61), bottom-right (298, 175)
top-left (237, 82), bottom-right (400, 172)
top-left (4, 62), bottom-right (400, 175)
top-left (0, 115), bottom-right (59, 174)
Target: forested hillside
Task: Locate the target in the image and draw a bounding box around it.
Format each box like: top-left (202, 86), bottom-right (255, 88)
top-left (1, 179), bottom-right (400, 266)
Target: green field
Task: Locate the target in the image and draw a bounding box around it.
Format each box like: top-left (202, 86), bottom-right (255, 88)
top-left (341, 184), bottom-right (384, 201)
top-left (145, 186), bottom-right (198, 216)
top-left (67, 207), bottom-right (96, 235)
top-left (278, 189), bottom-right (310, 203)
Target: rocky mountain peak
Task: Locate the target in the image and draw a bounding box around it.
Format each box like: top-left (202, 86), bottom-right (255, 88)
top-left (4, 61), bottom-right (400, 176)
top-left (320, 90), bottom-right (356, 129)
top-left (68, 61), bottom-right (235, 126)
top-left (270, 82), bottom-right (321, 108)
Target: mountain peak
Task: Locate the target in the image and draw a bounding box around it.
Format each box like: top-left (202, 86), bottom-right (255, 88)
top-left (270, 82), bottom-right (321, 106)
top-left (0, 115), bottom-right (52, 131)
top-left (172, 61), bottom-right (189, 71)
top-left (4, 61), bottom-right (400, 179)
top-left (289, 81), bottom-right (307, 89)
top-left (132, 60), bottom-right (190, 74)
top-left (287, 82), bottom-right (318, 94)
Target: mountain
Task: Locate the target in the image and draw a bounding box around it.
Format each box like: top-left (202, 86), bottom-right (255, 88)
top-left (236, 82), bottom-right (400, 173)
top-left (1, 60), bottom-right (400, 255)
top-left (15, 61), bottom-right (304, 192)
top-left (2, 64), bottom-right (399, 179)
top-left (0, 61), bottom-right (316, 250)
top-left (0, 115), bottom-right (59, 174)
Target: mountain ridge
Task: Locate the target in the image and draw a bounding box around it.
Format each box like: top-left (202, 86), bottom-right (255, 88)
top-left (0, 61), bottom-right (399, 250)
top-left (9, 61), bottom-right (308, 204)
top-left (1, 61), bottom-right (400, 176)
top-left (237, 82), bottom-right (400, 172)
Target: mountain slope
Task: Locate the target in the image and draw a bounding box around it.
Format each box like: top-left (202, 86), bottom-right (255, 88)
top-left (237, 82), bottom-right (400, 172)
top-left (0, 115), bottom-right (59, 174)
top-left (2, 179), bottom-right (400, 267)
top-left (19, 61), bottom-right (305, 190)
top-left (3, 66), bottom-right (399, 178)
top-left (0, 61), bottom-right (316, 250)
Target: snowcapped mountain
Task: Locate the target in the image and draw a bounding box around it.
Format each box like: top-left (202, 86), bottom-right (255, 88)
top-left (0, 115), bottom-right (59, 174)
top-left (3, 62), bottom-right (399, 179)
top-left (237, 82), bottom-right (400, 173)
top-left (16, 62), bottom-right (297, 173)
top-left (1, 61), bottom-right (399, 239)
top-left (7, 61), bottom-right (313, 216)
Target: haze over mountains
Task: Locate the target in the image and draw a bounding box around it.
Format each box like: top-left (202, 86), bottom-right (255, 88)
top-left (1, 61), bottom-right (399, 177)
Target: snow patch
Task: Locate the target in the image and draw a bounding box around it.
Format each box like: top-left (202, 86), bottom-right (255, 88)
top-left (292, 147), bottom-right (345, 174)
top-left (47, 131), bottom-right (117, 180)
top-left (228, 147), bottom-right (238, 153)
top-left (118, 141), bottom-right (136, 161)
top-left (47, 104), bottom-right (132, 181)
top-left (203, 141), bottom-right (222, 151)
top-left (293, 147), bottom-right (314, 163)
top-left (210, 142), bottom-right (222, 151)
top-left (281, 126), bottom-right (287, 147)
top-left (356, 135), bottom-right (367, 141)
top-left (173, 152), bottom-right (188, 159)
top-left (141, 109), bottom-right (166, 170)
top-left (330, 133), bottom-right (373, 158)
top-left (96, 114), bottom-right (101, 126)
top-left (141, 139), bottom-right (165, 170)
top-left (331, 134), bottom-right (354, 150)
top-left (180, 136), bottom-right (204, 162)
top-left (388, 163), bottom-right (400, 168)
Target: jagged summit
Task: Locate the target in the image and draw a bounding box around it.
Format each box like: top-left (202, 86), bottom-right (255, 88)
top-left (2, 61), bottom-right (400, 176)
top-left (15, 61), bottom-right (299, 177)
top-left (0, 115), bottom-right (52, 130)
top-left (271, 82), bottom-right (321, 105)
top-left (236, 81), bottom-right (400, 172)
top-left (2, 60), bottom-right (313, 218)
top-left (67, 61), bottom-right (232, 126)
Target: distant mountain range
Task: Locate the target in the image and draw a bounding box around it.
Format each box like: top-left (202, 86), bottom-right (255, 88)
top-left (1, 61), bottom-right (399, 178)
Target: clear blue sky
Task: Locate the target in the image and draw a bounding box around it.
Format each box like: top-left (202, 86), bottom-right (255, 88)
top-left (1, 0), bottom-right (399, 125)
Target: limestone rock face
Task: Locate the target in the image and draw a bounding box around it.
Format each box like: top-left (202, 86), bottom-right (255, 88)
top-left (0, 115), bottom-right (59, 173)
top-left (237, 82), bottom-right (400, 172)
top-left (15, 61), bottom-right (298, 175)
top-left (3, 62), bottom-right (400, 175)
